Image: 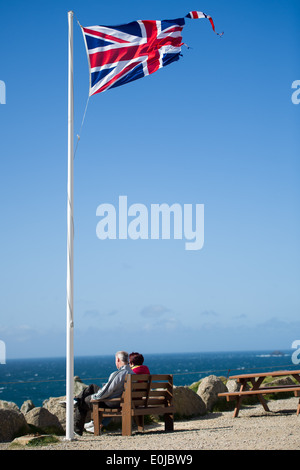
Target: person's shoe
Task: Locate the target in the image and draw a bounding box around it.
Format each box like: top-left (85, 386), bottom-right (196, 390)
top-left (84, 420), bottom-right (94, 432)
top-left (84, 421), bottom-right (106, 434)
top-left (84, 424), bottom-right (94, 433)
top-left (59, 398), bottom-right (80, 408)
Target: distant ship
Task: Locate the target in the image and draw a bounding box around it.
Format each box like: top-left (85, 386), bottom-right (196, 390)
top-left (270, 350), bottom-right (284, 356)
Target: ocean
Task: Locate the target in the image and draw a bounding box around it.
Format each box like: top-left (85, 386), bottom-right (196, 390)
top-left (0, 350), bottom-right (295, 409)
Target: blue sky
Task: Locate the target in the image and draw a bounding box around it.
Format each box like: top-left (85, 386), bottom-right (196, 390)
top-left (0, 0), bottom-right (299, 359)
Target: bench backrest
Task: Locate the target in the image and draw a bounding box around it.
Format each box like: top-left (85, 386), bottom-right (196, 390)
top-left (122, 374), bottom-right (173, 409)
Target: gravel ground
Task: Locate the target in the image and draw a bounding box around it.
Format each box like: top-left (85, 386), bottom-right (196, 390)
top-left (1, 397), bottom-right (299, 451)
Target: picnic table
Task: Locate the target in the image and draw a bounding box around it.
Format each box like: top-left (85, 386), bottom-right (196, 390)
top-left (218, 369), bottom-right (300, 417)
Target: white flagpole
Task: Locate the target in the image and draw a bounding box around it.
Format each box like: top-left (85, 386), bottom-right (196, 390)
top-left (66, 10), bottom-right (74, 441)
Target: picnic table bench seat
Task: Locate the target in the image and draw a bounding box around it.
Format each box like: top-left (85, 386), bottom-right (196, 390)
top-left (218, 372), bottom-right (300, 418)
top-left (91, 373), bottom-right (174, 436)
top-left (219, 385), bottom-right (300, 399)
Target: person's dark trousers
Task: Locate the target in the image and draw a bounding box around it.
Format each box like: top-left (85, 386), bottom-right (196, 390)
top-left (74, 383), bottom-right (100, 435)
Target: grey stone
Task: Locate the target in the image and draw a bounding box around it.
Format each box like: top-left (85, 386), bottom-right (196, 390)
top-left (21, 399), bottom-right (35, 414)
top-left (262, 376), bottom-right (295, 388)
top-left (226, 379), bottom-right (243, 393)
top-left (197, 375), bottom-right (228, 411)
top-left (74, 376), bottom-right (88, 395)
top-left (43, 396), bottom-right (67, 431)
top-left (174, 386), bottom-right (206, 417)
top-left (0, 400), bottom-right (19, 412)
top-left (0, 408), bottom-right (29, 442)
top-left (25, 407), bottom-right (64, 433)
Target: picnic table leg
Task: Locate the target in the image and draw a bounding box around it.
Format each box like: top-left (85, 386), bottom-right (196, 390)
top-left (256, 394), bottom-right (270, 412)
top-left (292, 372), bottom-right (300, 415)
top-left (233, 396), bottom-right (242, 418)
top-left (292, 373), bottom-right (300, 384)
top-left (232, 378), bottom-right (249, 417)
top-left (249, 377), bottom-right (270, 413)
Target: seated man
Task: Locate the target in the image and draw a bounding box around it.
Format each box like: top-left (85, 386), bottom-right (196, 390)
top-left (74, 350), bottom-right (133, 435)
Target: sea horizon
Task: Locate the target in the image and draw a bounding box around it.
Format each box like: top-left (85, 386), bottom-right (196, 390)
top-left (0, 349), bottom-right (296, 409)
top-left (2, 347), bottom-right (292, 362)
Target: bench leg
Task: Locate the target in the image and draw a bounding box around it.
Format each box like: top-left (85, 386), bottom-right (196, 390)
top-left (93, 405), bottom-right (100, 436)
top-left (134, 415), bottom-right (144, 432)
top-left (164, 413), bottom-right (174, 432)
top-left (122, 414), bottom-right (132, 436)
top-left (93, 406), bottom-right (103, 436)
top-left (297, 399), bottom-right (300, 416)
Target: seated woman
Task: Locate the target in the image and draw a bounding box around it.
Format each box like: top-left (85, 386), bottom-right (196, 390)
top-left (129, 352), bottom-right (150, 374)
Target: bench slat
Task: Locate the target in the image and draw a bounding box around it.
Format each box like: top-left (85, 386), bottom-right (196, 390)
top-left (131, 382), bottom-right (172, 390)
top-left (131, 406), bottom-right (175, 417)
top-left (97, 408), bottom-right (121, 414)
top-left (132, 398), bottom-right (170, 406)
top-left (130, 374), bottom-right (172, 382)
top-left (132, 390), bottom-right (169, 398)
top-left (149, 382), bottom-right (172, 389)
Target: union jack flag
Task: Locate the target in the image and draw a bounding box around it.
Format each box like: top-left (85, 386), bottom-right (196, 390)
top-left (81, 11), bottom-right (221, 96)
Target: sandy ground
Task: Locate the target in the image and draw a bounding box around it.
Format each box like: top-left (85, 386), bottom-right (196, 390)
top-left (1, 397), bottom-right (299, 451)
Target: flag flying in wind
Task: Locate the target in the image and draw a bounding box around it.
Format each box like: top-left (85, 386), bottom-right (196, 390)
top-left (81, 11), bottom-right (222, 96)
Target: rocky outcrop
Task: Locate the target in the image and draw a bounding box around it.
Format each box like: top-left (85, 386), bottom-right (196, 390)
top-left (173, 386), bottom-right (206, 417)
top-left (0, 374), bottom-right (263, 442)
top-left (0, 408), bottom-right (29, 442)
top-left (0, 376), bottom-right (90, 442)
top-left (43, 396), bottom-right (67, 430)
top-left (197, 375), bottom-right (228, 411)
top-left (42, 376), bottom-right (89, 431)
top-left (25, 407), bottom-right (64, 434)
top-left (0, 400), bottom-right (20, 412)
top-left (20, 399), bottom-right (35, 414)
top-left (74, 376), bottom-right (88, 395)
top-left (262, 376), bottom-right (295, 387)
top-left (225, 379), bottom-right (245, 393)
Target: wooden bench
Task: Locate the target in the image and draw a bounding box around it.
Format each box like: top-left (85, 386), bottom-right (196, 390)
top-left (219, 385), bottom-right (300, 417)
top-left (91, 373), bottom-right (175, 436)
